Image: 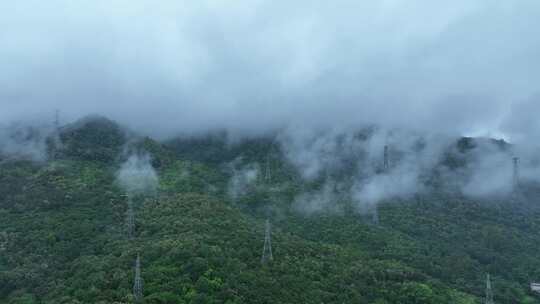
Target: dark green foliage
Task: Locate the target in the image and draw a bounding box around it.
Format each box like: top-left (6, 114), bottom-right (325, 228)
top-left (57, 116), bottom-right (126, 163)
top-left (165, 132), bottom-right (231, 165)
top-left (1, 127), bottom-right (540, 303)
top-left (165, 134), bottom-right (278, 166)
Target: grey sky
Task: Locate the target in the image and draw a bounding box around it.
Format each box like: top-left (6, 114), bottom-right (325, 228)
top-left (1, 1), bottom-right (539, 140)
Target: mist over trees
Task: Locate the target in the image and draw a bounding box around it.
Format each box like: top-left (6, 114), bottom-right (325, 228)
top-left (1, 116), bottom-right (540, 303)
top-left (1, 1), bottom-right (540, 303)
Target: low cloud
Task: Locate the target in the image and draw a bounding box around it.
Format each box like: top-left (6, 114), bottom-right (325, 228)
top-left (292, 179), bottom-right (345, 215)
top-left (1, 1), bottom-right (539, 140)
top-left (1, 1), bottom-right (540, 213)
top-left (227, 159), bottom-right (260, 201)
top-left (0, 121), bottom-right (54, 162)
top-left (116, 153), bottom-right (159, 197)
top-left (279, 126), bottom-right (540, 215)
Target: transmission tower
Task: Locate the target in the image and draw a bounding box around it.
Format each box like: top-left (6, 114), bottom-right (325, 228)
top-left (261, 219), bottom-right (273, 264)
top-left (331, 177), bottom-right (339, 195)
top-left (485, 273), bottom-right (494, 304)
top-left (383, 145), bottom-right (389, 172)
top-left (54, 109), bottom-right (60, 130)
top-left (372, 205), bottom-right (380, 225)
top-left (133, 254), bottom-right (143, 302)
top-left (265, 154), bottom-right (271, 183)
top-left (126, 200), bottom-right (135, 239)
top-left (513, 157), bottom-right (520, 191)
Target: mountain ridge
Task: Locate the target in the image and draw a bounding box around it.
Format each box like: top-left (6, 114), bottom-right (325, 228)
top-left (1, 116), bottom-right (539, 303)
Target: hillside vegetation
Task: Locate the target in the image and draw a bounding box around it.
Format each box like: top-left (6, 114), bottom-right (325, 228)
top-left (1, 117), bottom-right (540, 303)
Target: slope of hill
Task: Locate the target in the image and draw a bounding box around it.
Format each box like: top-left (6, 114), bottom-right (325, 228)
top-left (1, 117), bottom-right (539, 303)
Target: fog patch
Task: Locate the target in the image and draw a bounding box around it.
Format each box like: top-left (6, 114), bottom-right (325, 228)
top-left (292, 179), bottom-right (345, 215)
top-left (116, 153), bottom-right (159, 197)
top-left (0, 122), bottom-right (54, 162)
top-left (279, 126), bottom-right (364, 180)
top-left (227, 159), bottom-right (260, 201)
top-left (455, 138), bottom-right (540, 200)
top-left (352, 166), bottom-right (419, 212)
top-left (280, 127), bottom-right (461, 215)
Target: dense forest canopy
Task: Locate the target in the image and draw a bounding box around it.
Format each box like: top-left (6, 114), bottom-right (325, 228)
top-left (1, 117), bottom-right (540, 303)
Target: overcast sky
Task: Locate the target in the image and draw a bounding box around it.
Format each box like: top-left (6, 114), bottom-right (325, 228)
top-left (1, 1), bottom-right (539, 140)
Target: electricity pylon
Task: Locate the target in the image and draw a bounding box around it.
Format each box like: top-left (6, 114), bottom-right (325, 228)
top-left (133, 254), bottom-right (143, 302)
top-left (126, 200), bottom-right (135, 239)
top-left (383, 145), bottom-right (389, 172)
top-left (54, 109), bottom-right (60, 130)
top-left (265, 154), bottom-right (271, 183)
top-left (372, 205), bottom-right (380, 225)
top-left (261, 219), bottom-right (273, 264)
top-left (485, 273), bottom-right (494, 304)
top-left (513, 157), bottom-right (520, 192)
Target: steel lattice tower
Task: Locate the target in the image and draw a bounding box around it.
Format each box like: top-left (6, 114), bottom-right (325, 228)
top-left (126, 200), bottom-right (135, 239)
top-left (513, 157), bottom-right (520, 191)
top-left (54, 109), bottom-right (60, 130)
top-left (383, 145), bottom-right (389, 172)
top-left (133, 254), bottom-right (143, 302)
top-left (261, 219), bottom-right (273, 264)
top-left (265, 154), bottom-right (271, 183)
top-left (372, 205), bottom-right (380, 225)
top-left (485, 273), bottom-right (494, 304)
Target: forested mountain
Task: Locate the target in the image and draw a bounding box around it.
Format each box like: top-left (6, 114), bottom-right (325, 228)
top-left (2, 117), bottom-right (540, 304)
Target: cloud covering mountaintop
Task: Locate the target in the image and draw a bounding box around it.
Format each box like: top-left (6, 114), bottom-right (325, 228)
top-left (1, 1), bottom-right (539, 141)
